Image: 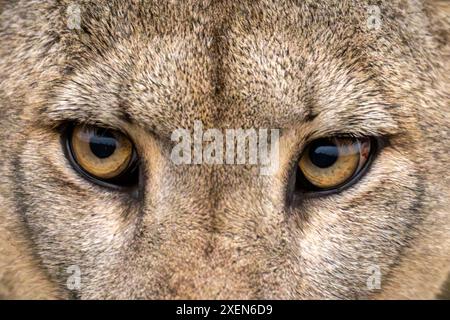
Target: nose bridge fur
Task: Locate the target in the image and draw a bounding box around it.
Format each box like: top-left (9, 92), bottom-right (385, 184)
top-left (135, 162), bottom-right (288, 298)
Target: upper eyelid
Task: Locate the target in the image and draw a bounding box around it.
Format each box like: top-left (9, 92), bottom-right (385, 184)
top-left (307, 129), bottom-right (396, 141)
top-left (48, 109), bottom-right (396, 156)
top-left (292, 133), bottom-right (384, 165)
top-left (55, 120), bottom-right (133, 141)
top-left (37, 101), bottom-right (131, 134)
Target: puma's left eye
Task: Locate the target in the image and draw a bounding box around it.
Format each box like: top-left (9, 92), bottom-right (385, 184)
top-left (64, 125), bottom-right (139, 189)
top-left (296, 137), bottom-right (372, 193)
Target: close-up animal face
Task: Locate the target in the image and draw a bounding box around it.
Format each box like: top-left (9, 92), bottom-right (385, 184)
top-left (0, 0), bottom-right (449, 300)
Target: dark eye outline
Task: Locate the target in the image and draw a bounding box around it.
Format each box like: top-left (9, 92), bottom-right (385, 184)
top-left (290, 136), bottom-right (384, 200)
top-left (62, 124), bottom-right (140, 191)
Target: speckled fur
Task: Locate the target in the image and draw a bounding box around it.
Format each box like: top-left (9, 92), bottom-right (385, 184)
top-left (0, 0), bottom-right (449, 299)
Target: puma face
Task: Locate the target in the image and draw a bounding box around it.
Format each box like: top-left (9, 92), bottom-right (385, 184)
top-left (0, 0), bottom-right (449, 299)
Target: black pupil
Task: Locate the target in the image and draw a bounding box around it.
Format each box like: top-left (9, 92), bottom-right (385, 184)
top-left (89, 130), bottom-right (117, 159)
top-left (309, 139), bottom-right (339, 168)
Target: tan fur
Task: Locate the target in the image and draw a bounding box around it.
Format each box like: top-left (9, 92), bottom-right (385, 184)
top-left (0, 0), bottom-right (449, 299)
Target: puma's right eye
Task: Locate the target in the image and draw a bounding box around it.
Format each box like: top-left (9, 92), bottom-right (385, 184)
top-left (65, 125), bottom-right (139, 188)
top-left (296, 137), bottom-right (373, 193)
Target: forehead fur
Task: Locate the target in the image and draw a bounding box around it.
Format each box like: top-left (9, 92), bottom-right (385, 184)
top-left (7, 0), bottom-right (428, 138)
